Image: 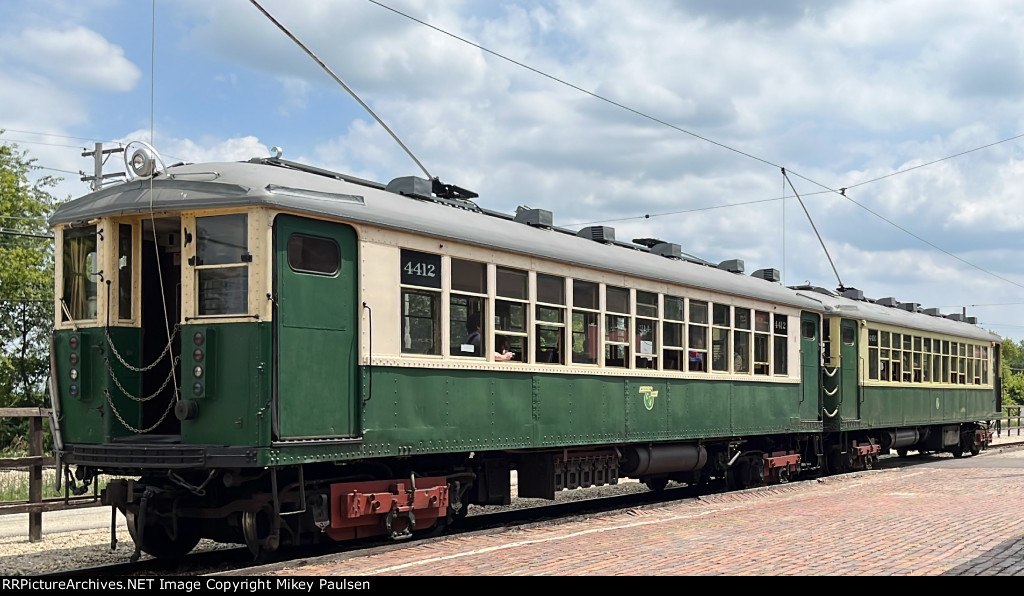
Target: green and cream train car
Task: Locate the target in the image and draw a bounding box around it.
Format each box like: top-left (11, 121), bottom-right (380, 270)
top-left (809, 289), bottom-right (1001, 470)
top-left (47, 145), bottom-right (999, 559)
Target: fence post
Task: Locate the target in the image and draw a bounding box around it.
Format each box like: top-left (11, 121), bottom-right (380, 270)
top-left (29, 416), bottom-right (42, 542)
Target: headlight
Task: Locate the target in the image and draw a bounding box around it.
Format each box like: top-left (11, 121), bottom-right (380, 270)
top-left (193, 382), bottom-right (203, 396)
top-left (193, 366), bottom-right (203, 379)
top-left (69, 369), bottom-right (78, 381)
top-left (193, 349), bottom-right (204, 362)
top-left (194, 332), bottom-right (204, 346)
top-left (69, 384), bottom-right (79, 397)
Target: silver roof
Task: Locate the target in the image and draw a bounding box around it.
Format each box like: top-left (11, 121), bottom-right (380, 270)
top-left (51, 159), bottom-right (1002, 342)
top-left (810, 292), bottom-right (1000, 343)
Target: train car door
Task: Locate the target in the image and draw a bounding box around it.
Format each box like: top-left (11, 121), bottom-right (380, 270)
top-left (799, 311), bottom-right (821, 422)
top-left (273, 215), bottom-right (359, 439)
top-left (839, 318), bottom-right (860, 421)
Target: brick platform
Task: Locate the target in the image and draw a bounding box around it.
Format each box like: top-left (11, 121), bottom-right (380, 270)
top-left (260, 444), bottom-right (1024, 576)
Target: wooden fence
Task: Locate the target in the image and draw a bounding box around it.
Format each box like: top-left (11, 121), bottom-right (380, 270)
top-left (994, 404), bottom-right (1024, 439)
top-left (0, 407), bottom-right (99, 542)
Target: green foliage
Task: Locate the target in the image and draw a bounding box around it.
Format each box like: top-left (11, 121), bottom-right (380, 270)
top-left (1000, 338), bottom-right (1024, 406)
top-left (0, 135), bottom-right (63, 449)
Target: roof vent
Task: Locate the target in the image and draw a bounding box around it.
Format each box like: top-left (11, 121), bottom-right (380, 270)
top-left (840, 288), bottom-right (865, 301)
top-left (923, 308), bottom-right (941, 316)
top-left (899, 302), bottom-right (920, 312)
top-left (966, 316), bottom-right (978, 324)
top-left (651, 242), bottom-right (682, 259)
top-left (945, 313), bottom-right (965, 322)
top-left (752, 268), bottom-right (780, 283)
top-left (876, 297), bottom-right (899, 308)
top-left (514, 206), bottom-right (553, 228)
top-left (718, 259), bottom-right (744, 274)
top-left (577, 226), bottom-right (615, 244)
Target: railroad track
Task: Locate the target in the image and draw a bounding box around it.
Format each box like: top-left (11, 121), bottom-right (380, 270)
top-left (37, 443), bottom-right (1024, 578)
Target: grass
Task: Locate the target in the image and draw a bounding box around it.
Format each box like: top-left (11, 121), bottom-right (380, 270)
top-left (0, 469), bottom-right (65, 502)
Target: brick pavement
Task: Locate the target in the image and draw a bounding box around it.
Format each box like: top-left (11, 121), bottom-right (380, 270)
top-left (259, 444), bottom-right (1024, 577)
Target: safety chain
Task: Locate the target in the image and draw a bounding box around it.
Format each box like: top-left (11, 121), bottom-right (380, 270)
top-left (105, 388), bottom-right (177, 434)
top-left (823, 385), bottom-right (838, 396)
top-left (105, 324), bottom-right (180, 372)
top-left (823, 406), bottom-right (840, 418)
top-left (822, 366), bottom-right (838, 377)
top-left (104, 355), bottom-right (182, 402)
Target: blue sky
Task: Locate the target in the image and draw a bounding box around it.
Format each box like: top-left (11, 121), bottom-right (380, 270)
top-left (4, 0), bottom-right (1024, 341)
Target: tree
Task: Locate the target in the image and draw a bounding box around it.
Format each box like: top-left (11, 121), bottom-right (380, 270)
top-left (0, 136), bottom-right (62, 449)
top-left (999, 338), bottom-right (1024, 407)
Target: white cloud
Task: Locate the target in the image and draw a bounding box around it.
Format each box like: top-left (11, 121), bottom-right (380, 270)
top-left (5, 26), bottom-right (140, 91)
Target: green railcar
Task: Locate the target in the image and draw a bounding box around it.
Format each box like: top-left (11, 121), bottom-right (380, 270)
top-left (48, 145), bottom-right (998, 559)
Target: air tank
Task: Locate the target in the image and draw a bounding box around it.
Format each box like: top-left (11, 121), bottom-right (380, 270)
top-left (619, 444), bottom-right (708, 477)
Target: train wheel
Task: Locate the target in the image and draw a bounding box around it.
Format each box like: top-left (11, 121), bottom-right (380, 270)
top-left (896, 448), bottom-right (909, 458)
top-left (950, 444), bottom-right (964, 458)
top-left (970, 447), bottom-right (981, 456)
top-left (644, 477), bottom-right (669, 492)
top-left (242, 506), bottom-right (279, 559)
top-left (125, 510), bottom-right (200, 560)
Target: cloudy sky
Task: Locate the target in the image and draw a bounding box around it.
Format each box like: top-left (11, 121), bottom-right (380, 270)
top-left (3, 0), bottom-right (1024, 341)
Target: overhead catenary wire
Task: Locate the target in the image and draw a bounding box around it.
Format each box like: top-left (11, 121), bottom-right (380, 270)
top-left (367, 0), bottom-right (1024, 297)
top-left (249, 0), bottom-right (432, 180)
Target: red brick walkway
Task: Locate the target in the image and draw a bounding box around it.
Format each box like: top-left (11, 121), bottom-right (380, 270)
top-left (261, 446), bottom-right (1024, 576)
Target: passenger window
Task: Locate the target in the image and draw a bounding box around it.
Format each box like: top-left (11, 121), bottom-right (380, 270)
top-left (572, 280), bottom-right (599, 365)
top-left (400, 250), bottom-right (441, 355)
top-left (450, 258), bottom-right (486, 358)
top-left (536, 274), bottom-right (565, 365)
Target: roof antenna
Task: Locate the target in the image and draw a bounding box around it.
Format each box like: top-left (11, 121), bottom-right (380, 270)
top-left (248, 0), bottom-right (433, 180)
top-left (781, 168), bottom-right (846, 292)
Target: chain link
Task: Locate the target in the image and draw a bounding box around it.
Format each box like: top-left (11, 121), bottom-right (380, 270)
top-left (104, 355), bottom-right (182, 402)
top-left (105, 389), bottom-right (177, 434)
top-left (105, 324), bottom-right (180, 372)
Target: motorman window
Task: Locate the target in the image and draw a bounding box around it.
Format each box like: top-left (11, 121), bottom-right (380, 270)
top-left (195, 214), bottom-right (249, 316)
top-left (61, 225), bottom-right (98, 321)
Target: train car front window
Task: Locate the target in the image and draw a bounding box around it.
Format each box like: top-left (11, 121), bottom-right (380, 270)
top-left (195, 214), bottom-right (249, 316)
top-left (61, 226), bottom-right (98, 321)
